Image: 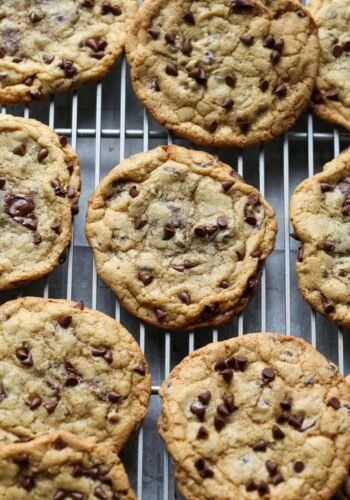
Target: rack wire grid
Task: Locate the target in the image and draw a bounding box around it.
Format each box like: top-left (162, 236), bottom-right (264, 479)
top-left (1, 43), bottom-right (350, 500)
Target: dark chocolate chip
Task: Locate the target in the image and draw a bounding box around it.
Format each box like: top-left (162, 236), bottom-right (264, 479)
top-left (237, 118), bottom-right (250, 133)
top-left (172, 264), bottom-right (184, 272)
top-left (332, 43), bottom-right (343, 57)
top-left (103, 349), bottom-right (113, 364)
top-left (165, 32), bottom-right (176, 44)
top-left (230, 0), bottom-right (253, 11)
top-left (198, 391), bottom-right (211, 405)
top-left (270, 50), bottom-right (281, 64)
top-left (217, 403), bottom-right (230, 417)
top-left (13, 453), bottom-right (29, 466)
top-left (320, 182), bottom-right (333, 193)
top-left (217, 215), bottom-right (228, 229)
top-left (259, 80), bottom-right (269, 92)
top-left (188, 67), bottom-right (208, 83)
top-left (51, 221), bottom-right (61, 234)
top-left (280, 396), bottom-right (292, 410)
top-left (183, 11), bottom-right (195, 24)
top-left (225, 73), bottom-right (237, 87)
top-left (57, 315), bottom-right (72, 328)
top-left (219, 280), bottom-right (230, 289)
top-left (59, 135), bottom-right (68, 147)
top-left (205, 120), bottom-right (218, 133)
top-left (134, 216), bottom-right (147, 229)
top-left (58, 58), bottom-right (77, 78)
top-left (240, 34), bottom-right (254, 45)
top-left (29, 12), bottom-right (43, 23)
top-left (266, 459), bottom-right (278, 475)
top-left (38, 148), bottom-right (48, 162)
top-left (272, 425), bottom-right (285, 440)
top-left (261, 367), bottom-right (275, 382)
top-left (272, 473), bottom-right (285, 485)
top-left (101, 3), bottom-right (122, 15)
top-left (179, 292), bottom-right (191, 304)
top-left (320, 292), bottom-right (335, 315)
top-left (138, 272), bottom-right (153, 286)
top-left (194, 225), bottom-right (207, 237)
top-left (13, 144), bottom-right (26, 156)
top-left (274, 83), bottom-right (287, 97)
top-left (289, 232), bottom-right (300, 241)
top-left (222, 180), bottom-right (234, 192)
top-left (65, 375), bottom-right (79, 387)
top-left (325, 87), bottom-right (339, 100)
top-left (190, 403), bottom-right (206, 421)
top-left (20, 476), bottom-right (34, 491)
top-left (196, 426), bottom-right (209, 439)
top-left (54, 436), bottom-right (67, 450)
top-left (257, 481), bottom-right (269, 496)
top-left (293, 460), bottom-right (304, 473)
top-left (74, 301), bottom-right (84, 310)
top-left (27, 396), bottom-right (42, 410)
top-left (327, 397), bottom-right (340, 409)
top-left (182, 38), bottom-right (192, 55)
top-left (163, 224), bottom-right (176, 240)
top-left (214, 415), bottom-right (226, 431)
top-left (223, 394), bottom-right (236, 412)
top-left (129, 185), bottom-right (139, 198)
top-left (246, 479), bottom-right (257, 491)
top-left (165, 63), bottom-right (178, 76)
top-left (99, 472), bottom-right (112, 484)
top-left (221, 96), bottom-right (234, 109)
top-left (252, 439), bottom-right (267, 452)
top-left (155, 308), bottom-right (167, 320)
top-left (53, 490), bottom-right (67, 500)
top-left (323, 240), bottom-right (334, 252)
top-left (263, 35), bottom-right (275, 48)
top-left (108, 391), bottom-right (121, 403)
top-left (16, 347), bottom-right (33, 367)
top-left (220, 368), bottom-right (233, 382)
top-left (147, 27), bottom-right (160, 39)
top-left (214, 359), bottom-right (227, 371)
top-left (134, 362), bottom-right (146, 375)
top-left (43, 54), bottom-right (55, 64)
top-left (44, 400), bottom-right (58, 415)
top-left (0, 178), bottom-right (5, 190)
top-left (288, 414), bottom-right (304, 430)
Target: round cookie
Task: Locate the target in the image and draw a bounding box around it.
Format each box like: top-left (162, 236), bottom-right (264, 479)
top-left (0, 431), bottom-right (135, 499)
top-left (0, 297), bottom-right (151, 451)
top-left (126, 0), bottom-right (319, 148)
top-left (85, 145), bottom-right (277, 330)
top-left (159, 332), bottom-right (350, 500)
top-left (309, 0), bottom-right (350, 130)
top-left (290, 148), bottom-right (350, 328)
top-left (0, 0), bottom-right (137, 104)
top-left (0, 115), bottom-right (80, 290)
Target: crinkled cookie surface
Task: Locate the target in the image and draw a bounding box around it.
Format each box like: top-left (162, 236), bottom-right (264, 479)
top-left (290, 148), bottom-right (350, 328)
top-left (159, 333), bottom-right (350, 500)
top-left (126, 0), bottom-right (319, 147)
top-left (0, 297), bottom-right (151, 451)
top-left (0, 431), bottom-right (135, 499)
top-left (85, 145), bottom-right (277, 330)
top-left (0, 0), bottom-right (137, 104)
top-left (0, 114), bottom-right (80, 290)
top-left (309, 0), bottom-right (350, 130)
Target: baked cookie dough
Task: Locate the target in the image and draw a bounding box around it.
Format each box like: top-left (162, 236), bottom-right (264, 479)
top-left (0, 431), bottom-right (135, 499)
top-left (126, 0), bottom-right (319, 147)
top-left (290, 148), bottom-right (350, 328)
top-left (159, 332), bottom-right (350, 500)
top-left (309, 0), bottom-right (350, 130)
top-left (85, 145), bottom-right (277, 330)
top-left (0, 0), bottom-right (137, 104)
top-left (0, 115), bottom-right (80, 290)
top-left (0, 297), bottom-right (151, 451)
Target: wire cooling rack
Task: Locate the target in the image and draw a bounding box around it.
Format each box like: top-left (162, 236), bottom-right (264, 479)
top-left (1, 47), bottom-right (350, 499)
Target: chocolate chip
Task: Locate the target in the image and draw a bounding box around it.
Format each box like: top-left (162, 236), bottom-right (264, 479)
top-left (323, 240), bottom-right (334, 252)
top-left (219, 280), bottom-right (230, 289)
top-left (16, 347), bottom-right (33, 367)
top-left (240, 34), bottom-right (254, 45)
top-left (182, 38), bottom-right (192, 55)
top-left (0, 178), bottom-right (5, 190)
top-left (163, 224), bottom-right (176, 240)
top-left (214, 415), bottom-right (226, 431)
top-left (179, 292), bottom-right (191, 304)
top-left (195, 458), bottom-right (205, 470)
top-left (270, 50), bottom-right (281, 64)
top-left (24, 76), bottom-right (34, 86)
top-left (274, 39), bottom-right (284, 52)
top-left (252, 439), bottom-right (267, 452)
top-left (220, 368), bottom-right (233, 382)
top-left (280, 396), bottom-right (292, 410)
top-left (29, 12), bottom-right (43, 23)
top-left (274, 83), bottom-right (287, 97)
top-left (183, 11), bottom-right (195, 24)
top-left (214, 359), bottom-right (227, 371)
top-left (67, 186), bottom-right (75, 198)
top-left (129, 185), bottom-right (139, 198)
top-left (165, 63), bottom-right (178, 76)
top-left (59, 135), bottom-right (68, 147)
top-left (332, 43), bottom-right (343, 57)
top-left (172, 264), bottom-right (184, 272)
top-left (266, 459), bottom-right (278, 475)
top-left (134, 362), bottom-right (146, 375)
top-left (165, 32), bottom-right (176, 44)
top-left (44, 401), bottom-right (58, 415)
top-left (263, 35), bottom-right (275, 48)
top-left (272, 473), bottom-right (284, 485)
top-left (246, 479), bottom-right (257, 491)
top-left (217, 403), bottom-right (230, 417)
top-left (13, 453), bottom-right (29, 466)
top-left (288, 414), bottom-right (304, 430)
top-left (54, 490), bottom-right (67, 500)
top-left (230, 0), bottom-right (253, 11)
top-left (13, 144), bottom-right (26, 156)
top-left (222, 180), bottom-right (234, 192)
top-left (65, 375), bottom-right (79, 387)
top-left (257, 481), bottom-right (269, 496)
top-left (321, 182), bottom-right (333, 192)
top-left (222, 394), bottom-right (236, 412)
top-left (190, 403), bottom-right (206, 421)
top-left (259, 80), bottom-right (269, 92)
top-left (20, 476), bottom-right (34, 491)
top-left (155, 308), bottom-right (167, 320)
top-left (293, 460), bottom-right (304, 473)
top-left (13, 57), bottom-right (24, 63)
top-left (184, 259), bottom-right (199, 269)
top-left (206, 225), bottom-right (218, 236)
top-left (194, 225), bottom-right (207, 237)
top-left (272, 425), bottom-right (285, 440)
top-left (325, 87), bottom-right (339, 100)
top-left (43, 54), bottom-right (55, 64)
top-left (217, 215), bottom-right (228, 229)
top-left (296, 246), bottom-right (304, 262)
top-left (138, 272), bottom-right (153, 286)
top-left (225, 73), bottom-right (237, 87)
top-left (99, 472), bottom-right (112, 484)
top-left (230, 355), bottom-right (247, 371)
top-left (147, 27), bottom-right (160, 39)
top-left (57, 315), bottom-right (72, 328)
top-left (74, 301), bottom-right (84, 310)
top-left (26, 396), bottom-right (42, 410)
top-left (237, 118), bottom-right (250, 133)
top-left (5, 194), bottom-right (37, 230)
top-left (150, 78), bottom-right (160, 91)
top-left (92, 347), bottom-right (108, 357)
top-left (320, 292), bottom-right (335, 315)
top-left (54, 436), bottom-right (67, 450)
top-left (327, 397), bottom-right (340, 409)
top-left (196, 426), bottom-right (209, 439)
top-left (70, 493), bottom-right (84, 500)
top-left (38, 148), bottom-right (48, 162)
top-left (51, 221), bottom-right (61, 234)
top-left (108, 391), bottom-right (121, 403)
top-left (198, 391), bottom-right (211, 404)
top-left (188, 67), bottom-right (208, 83)
top-left (59, 58), bottom-right (77, 78)
top-left (101, 3), bottom-right (122, 15)
top-left (205, 120), bottom-right (218, 133)
top-left (261, 367), bottom-right (275, 383)
top-left (134, 216), bottom-right (147, 229)
top-left (104, 349), bottom-right (113, 364)
top-left (276, 410), bottom-right (289, 424)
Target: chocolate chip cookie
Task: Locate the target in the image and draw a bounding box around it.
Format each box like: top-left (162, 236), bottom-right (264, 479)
top-left (159, 332), bottom-right (350, 499)
top-left (126, 0), bottom-right (319, 148)
top-left (0, 115), bottom-right (80, 290)
top-left (0, 431), bottom-right (135, 499)
top-left (309, 0), bottom-right (350, 130)
top-left (0, 0), bottom-right (137, 104)
top-left (290, 148), bottom-right (350, 328)
top-left (0, 297), bottom-right (151, 451)
top-left (85, 145), bottom-right (277, 330)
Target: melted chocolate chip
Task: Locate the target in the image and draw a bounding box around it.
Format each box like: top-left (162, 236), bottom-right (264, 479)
top-left (280, 396), bottom-right (292, 410)
top-left (5, 194), bottom-right (37, 230)
top-left (288, 414), bottom-right (304, 430)
top-left (51, 178), bottom-right (67, 197)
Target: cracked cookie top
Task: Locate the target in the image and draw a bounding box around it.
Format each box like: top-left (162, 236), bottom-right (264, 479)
top-left (0, 114), bottom-right (80, 290)
top-left (126, 0), bottom-right (319, 147)
top-left (309, 0), bottom-right (350, 130)
top-left (0, 297), bottom-right (151, 451)
top-left (0, 0), bottom-right (137, 104)
top-left (159, 332), bottom-right (350, 500)
top-left (0, 431), bottom-right (135, 499)
top-left (290, 148), bottom-right (350, 328)
top-left (85, 145), bottom-right (277, 330)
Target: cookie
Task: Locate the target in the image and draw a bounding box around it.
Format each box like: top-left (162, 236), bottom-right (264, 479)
top-left (85, 145), bottom-right (277, 330)
top-left (158, 332), bottom-right (350, 500)
top-left (0, 114), bottom-right (80, 290)
top-left (0, 297), bottom-right (151, 451)
top-left (0, 431), bottom-right (135, 499)
top-left (0, 0), bottom-right (137, 104)
top-left (290, 148), bottom-right (350, 328)
top-left (126, 0), bottom-right (319, 148)
top-left (309, 0), bottom-right (350, 130)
